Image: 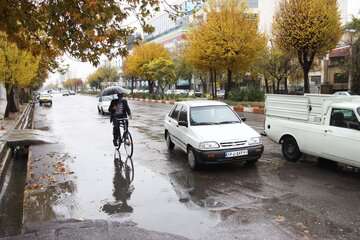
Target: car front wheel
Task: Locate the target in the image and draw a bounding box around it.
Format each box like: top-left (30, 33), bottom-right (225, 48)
top-left (166, 132), bottom-right (174, 150)
top-left (188, 147), bottom-right (200, 170)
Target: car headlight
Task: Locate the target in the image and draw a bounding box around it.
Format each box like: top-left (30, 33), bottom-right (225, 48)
top-left (199, 141), bottom-right (220, 150)
top-left (249, 137), bottom-right (262, 146)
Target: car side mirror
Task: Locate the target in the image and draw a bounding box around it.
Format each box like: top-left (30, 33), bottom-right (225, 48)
top-left (236, 112), bottom-right (246, 122)
top-left (178, 120), bottom-right (188, 127)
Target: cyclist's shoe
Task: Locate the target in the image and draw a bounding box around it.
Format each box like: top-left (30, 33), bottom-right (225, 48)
top-left (125, 139), bottom-right (130, 146)
top-left (113, 139), bottom-right (118, 147)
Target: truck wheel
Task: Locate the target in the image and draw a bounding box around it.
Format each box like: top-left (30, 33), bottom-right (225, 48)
top-left (166, 132), bottom-right (174, 150)
top-left (282, 136), bottom-right (302, 162)
top-left (188, 147), bottom-right (200, 170)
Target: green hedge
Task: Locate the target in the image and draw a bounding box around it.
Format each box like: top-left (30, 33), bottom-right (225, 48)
top-left (228, 88), bottom-right (265, 102)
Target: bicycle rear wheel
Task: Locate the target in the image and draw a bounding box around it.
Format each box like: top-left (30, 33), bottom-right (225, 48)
top-left (122, 131), bottom-right (133, 158)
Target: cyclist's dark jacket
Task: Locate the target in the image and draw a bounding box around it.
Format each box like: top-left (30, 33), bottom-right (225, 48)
top-left (108, 99), bottom-right (131, 122)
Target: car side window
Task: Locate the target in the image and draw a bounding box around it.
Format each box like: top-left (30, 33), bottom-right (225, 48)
top-left (179, 106), bottom-right (188, 123)
top-left (330, 108), bottom-right (360, 130)
top-left (170, 105), bottom-right (181, 120)
top-left (99, 97), bottom-right (102, 102)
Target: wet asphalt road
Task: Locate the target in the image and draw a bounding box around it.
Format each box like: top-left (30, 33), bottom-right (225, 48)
top-left (22, 95), bottom-right (360, 240)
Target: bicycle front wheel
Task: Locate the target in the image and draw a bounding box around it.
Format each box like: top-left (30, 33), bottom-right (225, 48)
top-left (122, 131), bottom-right (133, 157)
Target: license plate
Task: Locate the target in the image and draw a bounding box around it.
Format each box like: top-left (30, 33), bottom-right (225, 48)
top-left (225, 150), bottom-right (248, 158)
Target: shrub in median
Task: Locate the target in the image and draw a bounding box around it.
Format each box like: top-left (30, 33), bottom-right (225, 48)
top-left (228, 88), bottom-right (264, 102)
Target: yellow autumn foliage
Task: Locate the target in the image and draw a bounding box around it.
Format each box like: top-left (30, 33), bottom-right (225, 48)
top-left (273, 0), bottom-right (342, 92)
top-left (0, 33), bottom-right (40, 89)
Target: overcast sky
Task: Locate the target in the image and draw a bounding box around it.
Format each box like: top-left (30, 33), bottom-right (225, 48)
top-left (46, 0), bottom-right (360, 87)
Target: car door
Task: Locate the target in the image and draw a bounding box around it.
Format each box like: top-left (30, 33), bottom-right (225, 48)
top-left (176, 105), bottom-right (190, 151)
top-left (167, 104), bottom-right (181, 146)
top-left (323, 108), bottom-right (360, 166)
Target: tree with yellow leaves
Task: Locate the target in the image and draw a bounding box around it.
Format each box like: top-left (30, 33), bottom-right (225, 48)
top-left (123, 43), bottom-right (171, 94)
top-left (0, 33), bottom-right (40, 117)
top-left (273, 0), bottom-right (342, 93)
top-left (123, 54), bottom-right (140, 94)
top-left (185, 0), bottom-right (266, 99)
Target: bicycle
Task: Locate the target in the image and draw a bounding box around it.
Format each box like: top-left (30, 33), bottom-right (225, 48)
top-left (114, 118), bottom-right (134, 158)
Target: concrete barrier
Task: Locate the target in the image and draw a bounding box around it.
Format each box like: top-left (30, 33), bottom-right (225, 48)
top-left (0, 103), bottom-right (35, 193)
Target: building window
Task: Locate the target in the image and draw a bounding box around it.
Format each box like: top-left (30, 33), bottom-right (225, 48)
top-left (334, 72), bottom-right (349, 84)
top-left (248, 0), bottom-right (258, 8)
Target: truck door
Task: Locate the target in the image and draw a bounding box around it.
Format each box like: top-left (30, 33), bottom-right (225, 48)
top-left (323, 108), bottom-right (360, 166)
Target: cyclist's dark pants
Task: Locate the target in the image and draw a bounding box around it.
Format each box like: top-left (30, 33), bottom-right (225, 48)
top-left (113, 119), bottom-right (128, 142)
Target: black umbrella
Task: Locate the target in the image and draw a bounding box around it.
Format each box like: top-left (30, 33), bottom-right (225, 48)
top-left (101, 86), bottom-right (130, 96)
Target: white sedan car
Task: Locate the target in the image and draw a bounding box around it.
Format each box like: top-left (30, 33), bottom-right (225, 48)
top-left (97, 95), bottom-right (115, 115)
top-left (164, 101), bottom-right (264, 170)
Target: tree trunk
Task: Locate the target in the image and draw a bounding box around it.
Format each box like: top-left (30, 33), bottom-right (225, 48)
top-left (276, 78), bottom-right (281, 93)
top-left (214, 69), bottom-right (218, 99)
top-left (148, 80), bottom-right (155, 94)
top-left (351, 40), bottom-right (360, 94)
top-left (131, 77), bottom-right (135, 95)
top-left (272, 80), bottom-right (276, 93)
top-left (210, 70), bottom-right (215, 99)
top-left (264, 77), bottom-right (270, 93)
top-left (4, 84), bottom-right (18, 118)
top-left (225, 68), bottom-right (232, 99)
top-left (298, 51), bottom-right (314, 94)
top-left (284, 77), bottom-right (288, 94)
top-left (303, 67), bottom-right (310, 93)
top-left (200, 76), bottom-right (207, 94)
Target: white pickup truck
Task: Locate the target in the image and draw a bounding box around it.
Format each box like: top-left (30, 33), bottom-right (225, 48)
top-left (265, 94), bottom-right (360, 167)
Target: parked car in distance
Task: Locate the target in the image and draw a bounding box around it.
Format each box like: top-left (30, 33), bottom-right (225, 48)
top-left (69, 90), bottom-right (76, 95)
top-left (97, 95), bottom-right (116, 115)
top-left (265, 94), bottom-right (360, 168)
top-left (217, 90), bottom-right (225, 98)
top-left (164, 100), bottom-right (264, 170)
top-left (62, 90), bottom-right (70, 96)
top-left (39, 93), bottom-right (52, 107)
top-left (194, 90), bottom-right (202, 97)
top-left (333, 91), bottom-right (353, 96)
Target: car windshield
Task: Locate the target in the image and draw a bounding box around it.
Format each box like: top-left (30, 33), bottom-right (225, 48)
top-left (40, 94), bottom-right (50, 97)
top-left (190, 105), bottom-right (240, 126)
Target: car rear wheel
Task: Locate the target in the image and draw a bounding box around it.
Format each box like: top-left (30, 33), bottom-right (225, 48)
top-left (188, 147), bottom-right (200, 170)
top-left (282, 136), bottom-right (302, 162)
top-left (166, 132), bottom-right (175, 150)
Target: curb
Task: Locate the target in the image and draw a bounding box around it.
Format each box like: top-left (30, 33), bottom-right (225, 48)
top-left (128, 97), bottom-right (264, 114)
top-left (234, 105), bottom-right (264, 114)
top-left (128, 97), bottom-right (175, 105)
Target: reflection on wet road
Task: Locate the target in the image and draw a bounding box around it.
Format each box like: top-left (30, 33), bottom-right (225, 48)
top-left (25, 95), bottom-right (360, 240)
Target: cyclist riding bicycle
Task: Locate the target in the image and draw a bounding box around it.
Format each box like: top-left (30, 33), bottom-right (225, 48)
top-left (108, 92), bottom-right (132, 147)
